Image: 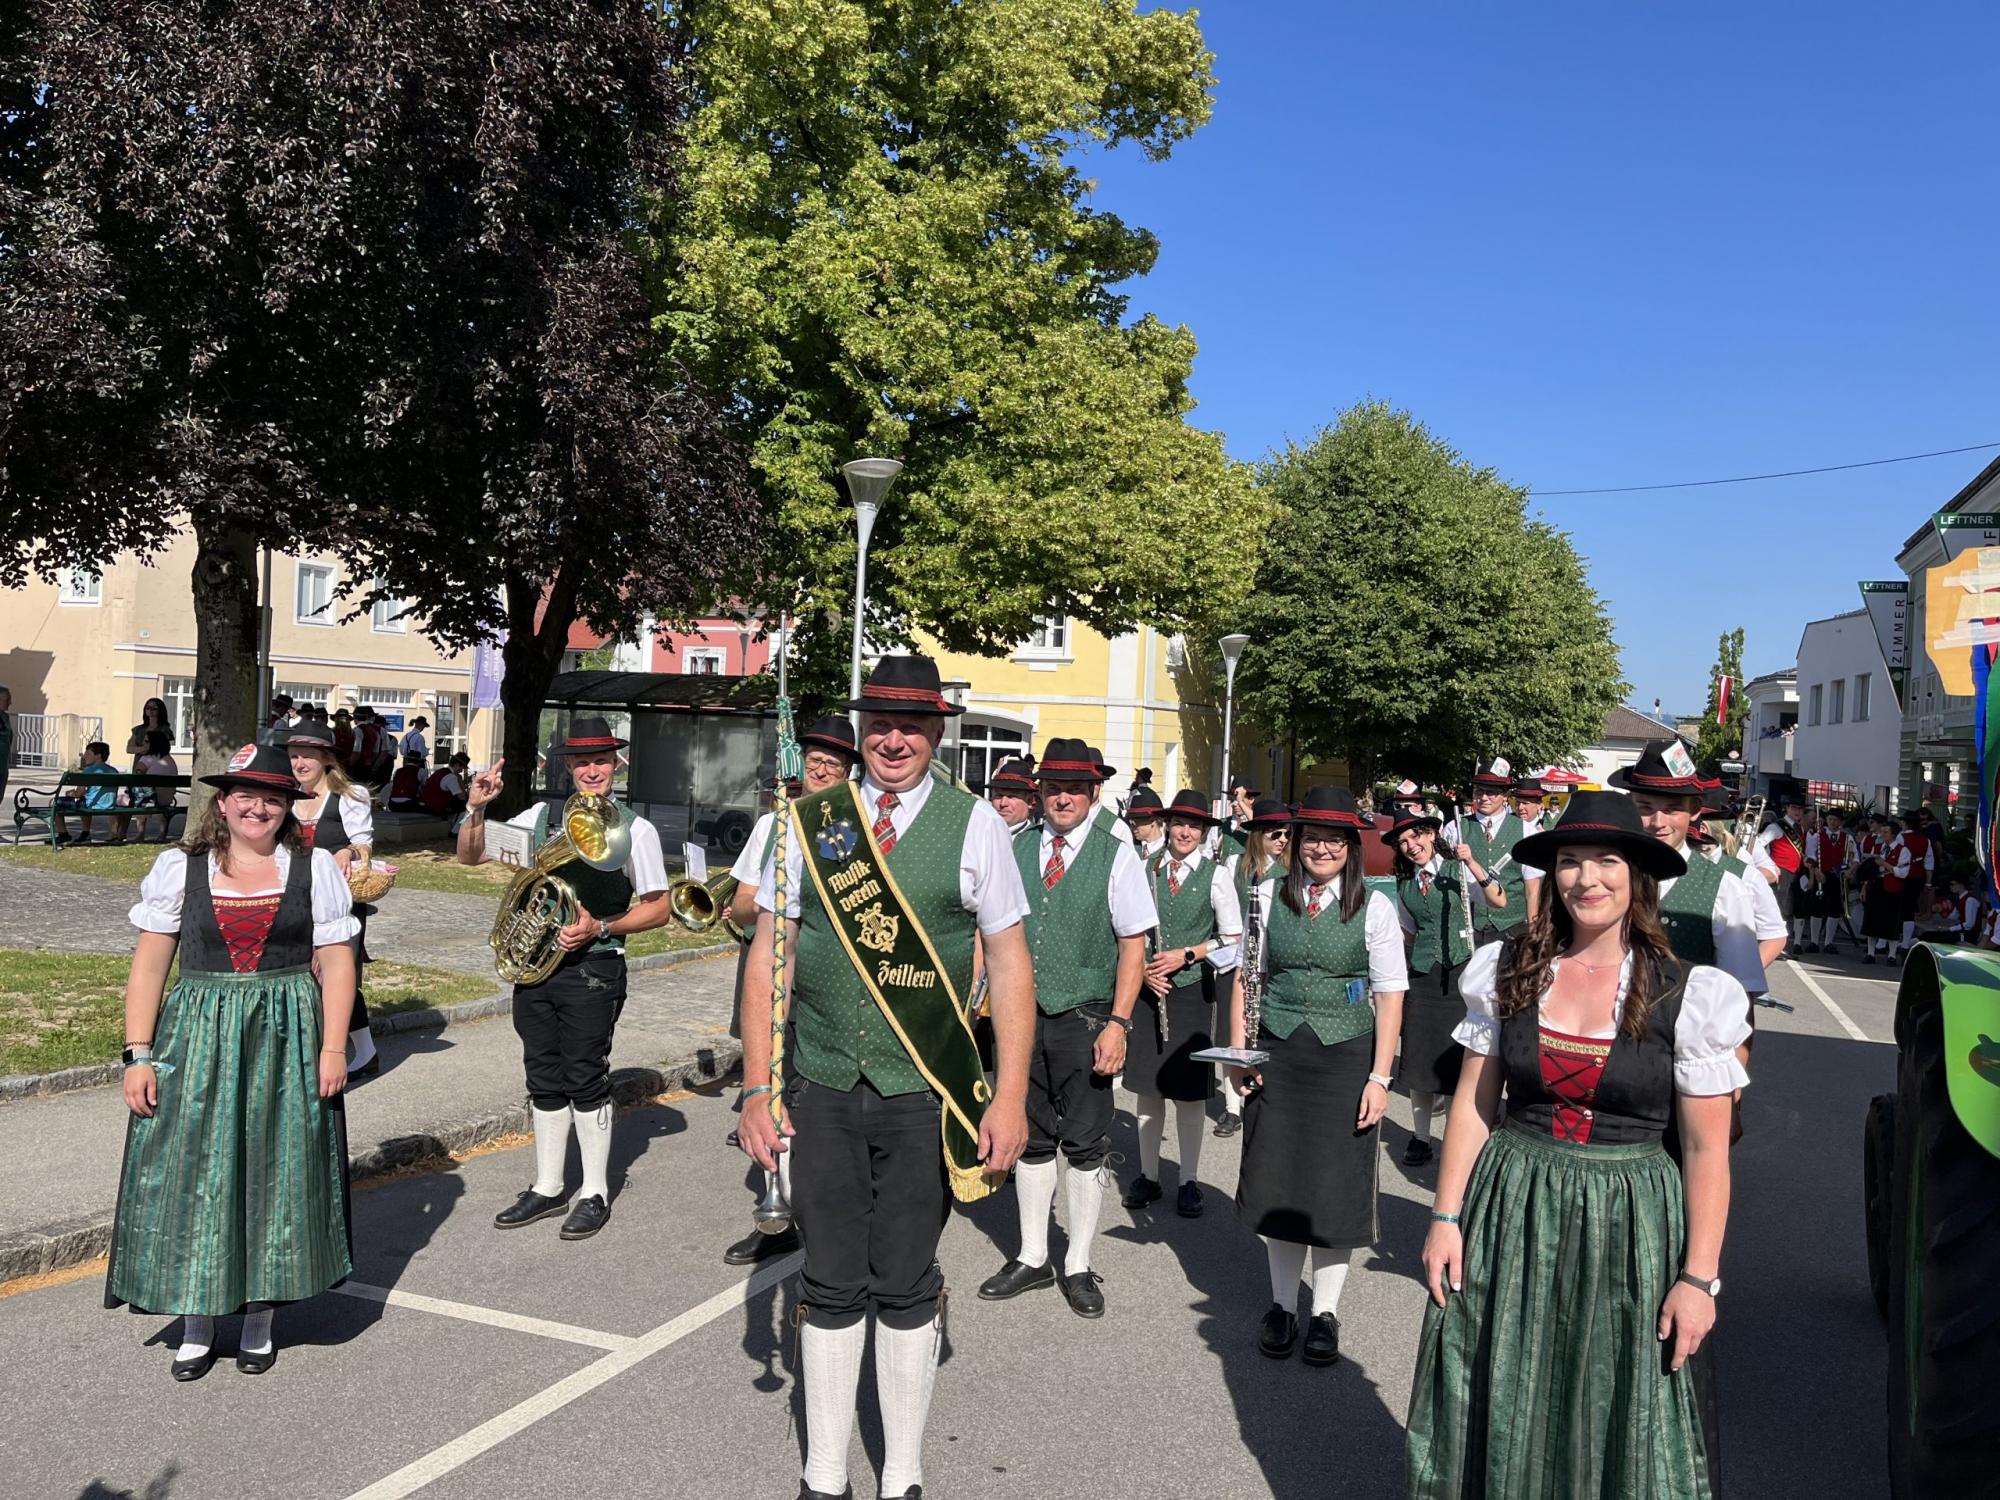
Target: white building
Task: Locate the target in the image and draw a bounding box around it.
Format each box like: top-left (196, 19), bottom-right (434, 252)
top-left (1571, 704), bottom-right (1682, 787)
top-left (1792, 609), bottom-right (1900, 813)
top-left (1741, 669), bottom-right (1799, 796)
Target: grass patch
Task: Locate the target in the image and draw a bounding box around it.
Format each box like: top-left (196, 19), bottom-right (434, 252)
top-left (375, 843), bottom-right (518, 896)
top-left (626, 925), bottom-right (731, 959)
top-left (365, 961), bottom-right (500, 1017)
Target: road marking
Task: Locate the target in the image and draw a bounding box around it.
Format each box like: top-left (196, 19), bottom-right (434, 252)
top-left (1789, 964), bottom-right (1877, 1044)
top-left (332, 1281), bottom-right (634, 1352)
top-left (344, 1251), bottom-right (803, 1500)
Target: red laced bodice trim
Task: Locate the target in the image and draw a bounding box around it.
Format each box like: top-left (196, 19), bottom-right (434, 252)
top-left (297, 820), bottom-right (318, 850)
top-left (1538, 1025), bottom-right (1614, 1143)
top-left (210, 893), bottom-right (284, 973)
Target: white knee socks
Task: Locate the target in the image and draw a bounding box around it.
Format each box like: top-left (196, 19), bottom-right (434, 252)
top-left (1223, 1078), bottom-right (1243, 1117)
top-left (1263, 1235), bottom-right (1307, 1308)
top-left (175, 1314), bottom-right (215, 1362)
top-left (875, 1318), bottom-right (941, 1496)
top-left (800, 1317), bottom-right (867, 1495)
top-left (1310, 1249), bottom-right (1351, 1318)
top-left (240, 1305), bottom-right (275, 1356)
top-left (1411, 1090), bottom-right (1436, 1144)
top-left (1134, 1099), bottom-right (1166, 1179)
top-left (1013, 1158), bottom-right (1059, 1269)
top-left (1063, 1162), bottom-right (1105, 1277)
top-left (529, 1105), bottom-right (573, 1198)
top-left (1902, 919), bottom-right (1918, 946)
top-left (1174, 1099), bottom-right (1205, 1185)
top-left (573, 1101), bottom-right (613, 1202)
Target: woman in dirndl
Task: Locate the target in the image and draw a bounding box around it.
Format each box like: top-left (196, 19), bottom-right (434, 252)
top-left (106, 742), bottom-right (359, 1381)
top-left (1123, 789), bottom-right (1242, 1218)
top-left (1228, 786), bottom-right (1406, 1368)
top-left (1406, 791), bottom-right (1747, 1500)
top-left (1383, 808), bottom-right (1508, 1167)
top-left (286, 720), bottom-right (380, 1074)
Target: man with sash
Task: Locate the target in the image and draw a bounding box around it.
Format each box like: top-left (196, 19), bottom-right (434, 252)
top-left (1751, 790), bottom-right (1811, 951)
top-left (722, 716), bottom-right (856, 1270)
top-left (1806, 805), bottom-right (1857, 953)
top-left (458, 717), bottom-right (673, 1240)
top-left (986, 756), bottom-right (1039, 839)
top-left (739, 655), bottom-right (1032, 1500)
top-left (979, 737), bottom-right (1156, 1318)
top-left (1439, 758), bottom-right (1537, 941)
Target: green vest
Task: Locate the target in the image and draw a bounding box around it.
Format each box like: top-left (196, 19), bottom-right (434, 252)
top-left (1399, 864), bottom-right (1474, 975)
top-left (1658, 847), bottom-right (1724, 967)
top-left (1461, 813), bottom-right (1527, 933)
top-left (1718, 853), bottom-right (1747, 879)
top-left (1261, 886), bottom-right (1375, 1045)
top-left (1014, 819), bottom-right (1121, 1014)
top-left (1152, 854), bottom-right (1219, 990)
top-left (790, 783), bottom-right (978, 1096)
top-left (532, 801), bottom-right (635, 955)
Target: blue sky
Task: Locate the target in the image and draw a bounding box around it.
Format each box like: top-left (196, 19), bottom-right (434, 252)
top-left (1087, 2), bottom-right (2000, 713)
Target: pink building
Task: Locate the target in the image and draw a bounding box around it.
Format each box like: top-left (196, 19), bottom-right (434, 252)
top-left (647, 619), bottom-right (774, 677)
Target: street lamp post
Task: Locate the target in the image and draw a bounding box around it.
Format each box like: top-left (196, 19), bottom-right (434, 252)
top-left (1219, 632), bottom-right (1251, 814)
top-left (842, 458), bottom-right (904, 725)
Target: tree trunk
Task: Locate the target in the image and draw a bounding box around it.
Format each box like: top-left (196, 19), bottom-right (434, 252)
top-left (187, 516), bottom-right (262, 811)
top-left (492, 571), bottom-right (576, 820)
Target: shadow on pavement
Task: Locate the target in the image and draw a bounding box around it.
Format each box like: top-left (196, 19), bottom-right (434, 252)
top-left (351, 1027), bottom-right (454, 1088)
top-left (76, 1469), bottom-right (179, 1500)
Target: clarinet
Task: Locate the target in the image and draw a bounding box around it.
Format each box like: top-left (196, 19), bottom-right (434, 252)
top-left (1241, 858), bottom-right (1267, 1046)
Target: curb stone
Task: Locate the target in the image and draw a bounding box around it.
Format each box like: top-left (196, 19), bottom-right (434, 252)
top-left (0, 941), bottom-right (736, 1104)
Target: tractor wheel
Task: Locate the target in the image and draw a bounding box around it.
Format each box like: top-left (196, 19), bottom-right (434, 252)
top-left (1863, 1092), bottom-right (1895, 1322)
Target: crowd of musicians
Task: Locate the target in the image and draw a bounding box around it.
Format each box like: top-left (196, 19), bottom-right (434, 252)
top-left (106, 649), bottom-right (1956, 1498)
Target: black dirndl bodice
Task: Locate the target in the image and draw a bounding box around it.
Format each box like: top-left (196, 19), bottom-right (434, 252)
top-left (298, 794), bottom-right (352, 857)
top-left (1496, 956), bottom-right (1686, 1146)
top-left (180, 848), bottom-right (316, 977)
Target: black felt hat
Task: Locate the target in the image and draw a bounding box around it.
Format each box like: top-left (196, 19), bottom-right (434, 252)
top-left (1379, 807), bottom-right (1444, 845)
top-left (1036, 738), bottom-right (1100, 783)
top-left (799, 716), bottom-right (858, 759)
top-left (847, 655), bottom-right (964, 716)
top-left (1469, 757), bottom-right (1515, 790)
top-left (1086, 746), bottom-right (1117, 781)
top-left (1123, 785), bottom-right (1165, 820)
top-left (1607, 739), bottom-right (1703, 796)
top-left (988, 758), bottom-right (1037, 797)
top-left (200, 742), bottom-right (309, 799)
top-left (1513, 789), bottom-right (1687, 881)
top-left (1245, 796), bottom-right (1293, 831)
top-left (1292, 785), bottom-right (1366, 830)
top-left (1163, 789), bottom-right (1220, 826)
top-left (283, 721), bottom-right (337, 752)
top-left (550, 715), bottom-right (629, 754)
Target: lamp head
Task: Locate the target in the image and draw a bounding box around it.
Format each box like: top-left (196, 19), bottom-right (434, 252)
top-left (841, 457), bottom-right (904, 514)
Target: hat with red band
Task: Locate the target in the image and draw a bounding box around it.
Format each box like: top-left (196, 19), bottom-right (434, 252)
top-left (1379, 807), bottom-right (1444, 845)
top-left (549, 715), bottom-right (630, 755)
top-left (1470, 757), bottom-right (1515, 791)
top-left (987, 757), bottom-right (1037, 797)
top-left (1163, 788), bottom-right (1221, 826)
top-left (1035, 737), bottom-right (1100, 783)
top-left (1245, 796), bottom-right (1293, 831)
top-left (1512, 789), bottom-right (1687, 880)
top-left (799, 716), bottom-right (858, 759)
top-left (201, 742), bottom-right (310, 799)
top-left (846, 654), bottom-right (964, 717)
top-left (1123, 784), bottom-right (1165, 820)
top-left (1291, 785), bottom-right (1366, 829)
top-left (1607, 738), bottom-right (1704, 796)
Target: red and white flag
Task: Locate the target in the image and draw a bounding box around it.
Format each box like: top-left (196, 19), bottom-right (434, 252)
top-left (1715, 674), bottom-right (1733, 726)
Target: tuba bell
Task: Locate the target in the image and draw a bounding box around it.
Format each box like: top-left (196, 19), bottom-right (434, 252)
top-left (668, 870), bottom-right (749, 943)
top-left (489, 794), bottom-right (633, 985)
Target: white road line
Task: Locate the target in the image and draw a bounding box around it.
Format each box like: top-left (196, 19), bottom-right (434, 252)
top-left (1789, 964), bottom-right (1878, 1044)
top-left (332, 1281), bottom-right (635, 1352)
top-left (344, 1251), bottom-right (803, 1500)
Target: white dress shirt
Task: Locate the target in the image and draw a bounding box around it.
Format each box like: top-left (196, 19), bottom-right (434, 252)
top-left (1440, 808), bottom-right (1544, 883)
top-left (1251, 874), bottom-right (1409, 993)
top-left (730, 811), bottom-right (780, 886)
top-left (133, 848), bottom-right (359, 948)
top-left (507, 800), bottom-right (668, 898)
top-left (758, 773), bottom-right (1031, 936)
top-left (1038, 817), bottom-right (1157, 937)
top-left (1151, 848), bottom-right (1243, 971)
top-left (1658, 839), bottom-right (1772, 991)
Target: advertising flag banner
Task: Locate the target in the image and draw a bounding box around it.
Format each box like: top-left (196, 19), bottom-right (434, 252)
top-left (1858, 581), bottom-right (1908, 670)
top-left (472, 633), bottom-right (507, 711)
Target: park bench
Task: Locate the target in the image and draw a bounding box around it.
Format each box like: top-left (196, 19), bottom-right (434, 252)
top-left (8, 772), bottom-right (192, 847)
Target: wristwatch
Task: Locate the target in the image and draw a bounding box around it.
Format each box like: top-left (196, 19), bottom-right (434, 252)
top-left (1678, 1271), bottom-right (1722, 1297)
top-left (122, 1046), bottom-right (153, 1068)
top-left (596, 917), bottom-right (611, 941)
top-left (1183, 946), bottom-right (1197, 970)
top-left (1107, 1014), bottom-right (1134, 1034)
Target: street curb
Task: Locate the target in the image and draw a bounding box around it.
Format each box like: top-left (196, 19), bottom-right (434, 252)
top-left (0, 942), bottom-right (735, 1104)
top-left (0, 1037), bottom-right (744, 1285)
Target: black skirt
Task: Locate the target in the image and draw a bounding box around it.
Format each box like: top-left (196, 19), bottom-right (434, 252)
top-left (1862, 882), bottom-right (1901, 940)
top-left (1236, 1025), bottom-right (1380, 1251)
top-left (1400, 964), bottom-right (1464, 1097)
top-left (1125, 972), bottom-right (1215, 1101)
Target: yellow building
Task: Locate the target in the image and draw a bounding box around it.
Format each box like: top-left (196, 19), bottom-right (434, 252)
top-left (0, 534), bottom-right (499, 769)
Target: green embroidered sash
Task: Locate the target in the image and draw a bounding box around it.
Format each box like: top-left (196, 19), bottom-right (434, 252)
top-left (798, 780), bottom-right (995, 1204)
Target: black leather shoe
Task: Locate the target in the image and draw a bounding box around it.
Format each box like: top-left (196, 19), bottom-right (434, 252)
top-left (1402, 1138), bottom-right (1434, 1167)
top-left (171, 1350), bottom-right (216, 1382)
top-left (796, 1483), bottom-right (851, 1500)
top-left (235, 1346), bottom-right (277, 1376)
top-left (725, 1224), bottom-right (800, 1265)
top-left (494, 1188), bottom-right (570, 1229)
top-left (1302, 1312), bottom-right (1341, 1366)
top-left (1212, 1112), bottom-right (1242, 1138)
top-left (881, 1489), bottom-right (922, 1499)
top-left (1860, 954), bottom-right (1875, 965)
top-left (1058, 1269), bottom-right (1105, 1318)
top-left (1258, 1303), bottom-right (1298, 1358)
top-left (559, 1194), bottom-right (611, 1240)
top-left (1121, 1174), bottom-right (1162, 1209)
top-left (1176, 1181), bottom-right (1204, 1218)
top-left (978, 1258), bottom-right (1054, 1301)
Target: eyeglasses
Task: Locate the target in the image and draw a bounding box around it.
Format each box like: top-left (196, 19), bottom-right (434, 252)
top-left (804, 753), bottom-right (849, 775)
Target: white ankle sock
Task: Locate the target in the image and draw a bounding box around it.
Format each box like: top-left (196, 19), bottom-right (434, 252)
top-left (1173, 1100), bottom-right (1205, 1184)
top-left (1134, 1100), bottom-right (1165, 1179)
top-left (1310, 1249), bottom-right (1351, 1318)
top-left (1223, 1082), bottom-right (1243, 1117)
top-left (1014, 1158), bottom-right (1059, 1268)
top-left (240, 1306), bottom-right (274, 1356)
top-left (1411, 1090), bottom-right (1435, 1144)
top-left (1063, 1162), bottom-right (1105, 1277)
top-left (347, 1024), bottom-right (377, 1072)
top-left (875, 1318), bottom-right (941, 1496)
top-left (800, 1317), bottom-right (866, 1495)
top-left (529, 1105), bottom-right (572, 1198)
top-left (1263, 1236), bottom-right (1307, 1308)
top-left (175, 1314), bottom-right (215, 1362)
top-left (573, 1101), bottom-right (613, 1202)
top-left (1902, 920), bottom-right (1918, 945)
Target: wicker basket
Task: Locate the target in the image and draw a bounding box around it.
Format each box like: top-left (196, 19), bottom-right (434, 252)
top-left (348, 848), bottom-right (398, 903)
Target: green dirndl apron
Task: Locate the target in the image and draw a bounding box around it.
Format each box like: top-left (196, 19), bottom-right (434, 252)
top-left (105, 849), bottom-right (352, 1317)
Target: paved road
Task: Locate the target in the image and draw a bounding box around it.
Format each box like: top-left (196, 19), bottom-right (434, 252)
top-left (1, 952), bottom-right (1900, 1500)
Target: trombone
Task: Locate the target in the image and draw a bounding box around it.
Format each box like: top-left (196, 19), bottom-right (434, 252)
top-left (668, 869), bottom-right (750, 943)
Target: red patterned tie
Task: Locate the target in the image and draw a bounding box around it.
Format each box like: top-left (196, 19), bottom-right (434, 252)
top-left (1418, 870), bottom-right (1432, 896)
top-left (873, 791), bottom-right (899, 854)
top-left (1306, 882), bottom-right (1323, 920)
top-left (1044, 834), bottom-right (1067, 889)
top-left (1168, 861), bottom-right (1182, 896)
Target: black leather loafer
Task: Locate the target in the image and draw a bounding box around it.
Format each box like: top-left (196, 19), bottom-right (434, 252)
top-left (1058, 1269), bottom-right (1105, 1319)
top-left (1302, 1312), bottom-right (1341, 1366)
top-left (494, 1188), bottom-right (570, 1229)
top-left (171, 1350), bottom-right (216, 1383)
top-left (796, 1483), bottom-right (851, 1500)
top-left (1402, 1138), bottom-right (1434, 1167)
top-left (881, 1488), bottom-right (922, 1499)
top-left (1258, 1303), bottom-right (1298, 1358)
top-left (1176, 1181), bottom-right (1204, 1218)
top-left (1121, 1174), bottom-right (1162, 1209)
top-left (977, 1258), bottom-right (1054, 1301)
top-left (1212, 1113), bottom-right (1242, 1138)
top-left (725, 1225), bottom-right (800, 1266)
top-left (235, 1346), bottom-right (277, 1376)
top-left (559, 1194), bottom-right (611, 1240)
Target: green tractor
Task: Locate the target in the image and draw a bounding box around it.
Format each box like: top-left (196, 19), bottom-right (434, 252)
top-left (1862, 944), bottom-right (2000, 1498)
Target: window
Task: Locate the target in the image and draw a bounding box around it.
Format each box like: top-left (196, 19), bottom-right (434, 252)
top-left (59, 567), bottom-right (102, 605)
top-left (296, 561), bottom-right (335, 624)
top-left (954, 719), bottom-right (1031, 791)
top-left (682, 647), bottom-right (726, 675)
top-left (1808, 684), bottom-right (1823, 726)
top-left (1830, 679), bottom-right (1845, 725)
top-left (371, 583), bottom-right (408, 634)
top-left (1855, 673), bottom-right (1871, 722)
top-left (360, 686), bottom-right (415, 709)
top-left (433, 693), bottom-right (468, 758)
top-left (273, 682), bottom-right (327, 712)
top-left (162, 677), bottom-right (196, 751)
top-left (1021, 613), bottom-right (1069, 654)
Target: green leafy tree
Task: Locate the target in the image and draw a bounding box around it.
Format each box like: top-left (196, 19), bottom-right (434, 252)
top-left (1235, 402), bottom-right (1625, 791)
top-left (1692, 627), bottom-right (1748, 777)
top-left (655, 0), bottom-right (1266, 695)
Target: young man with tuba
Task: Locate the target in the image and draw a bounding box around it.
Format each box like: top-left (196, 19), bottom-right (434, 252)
top-left (457, 716), bottom-right (672, 1241)
top-left (738, 654), bottom-right (1033, 1500)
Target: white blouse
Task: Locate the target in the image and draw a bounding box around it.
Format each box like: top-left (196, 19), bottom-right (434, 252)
top-left (130, 847), bottom-right (360, 948)
top-left (299, 788), bottom-right (375, 850)
top-left (1451, 942), bottom-right (1751, 1098)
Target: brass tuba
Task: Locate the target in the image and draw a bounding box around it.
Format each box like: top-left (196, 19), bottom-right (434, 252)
top-left (668, 870), bottom-right (748, 943)
top-left (489, 794), bottom-right (633, 985)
